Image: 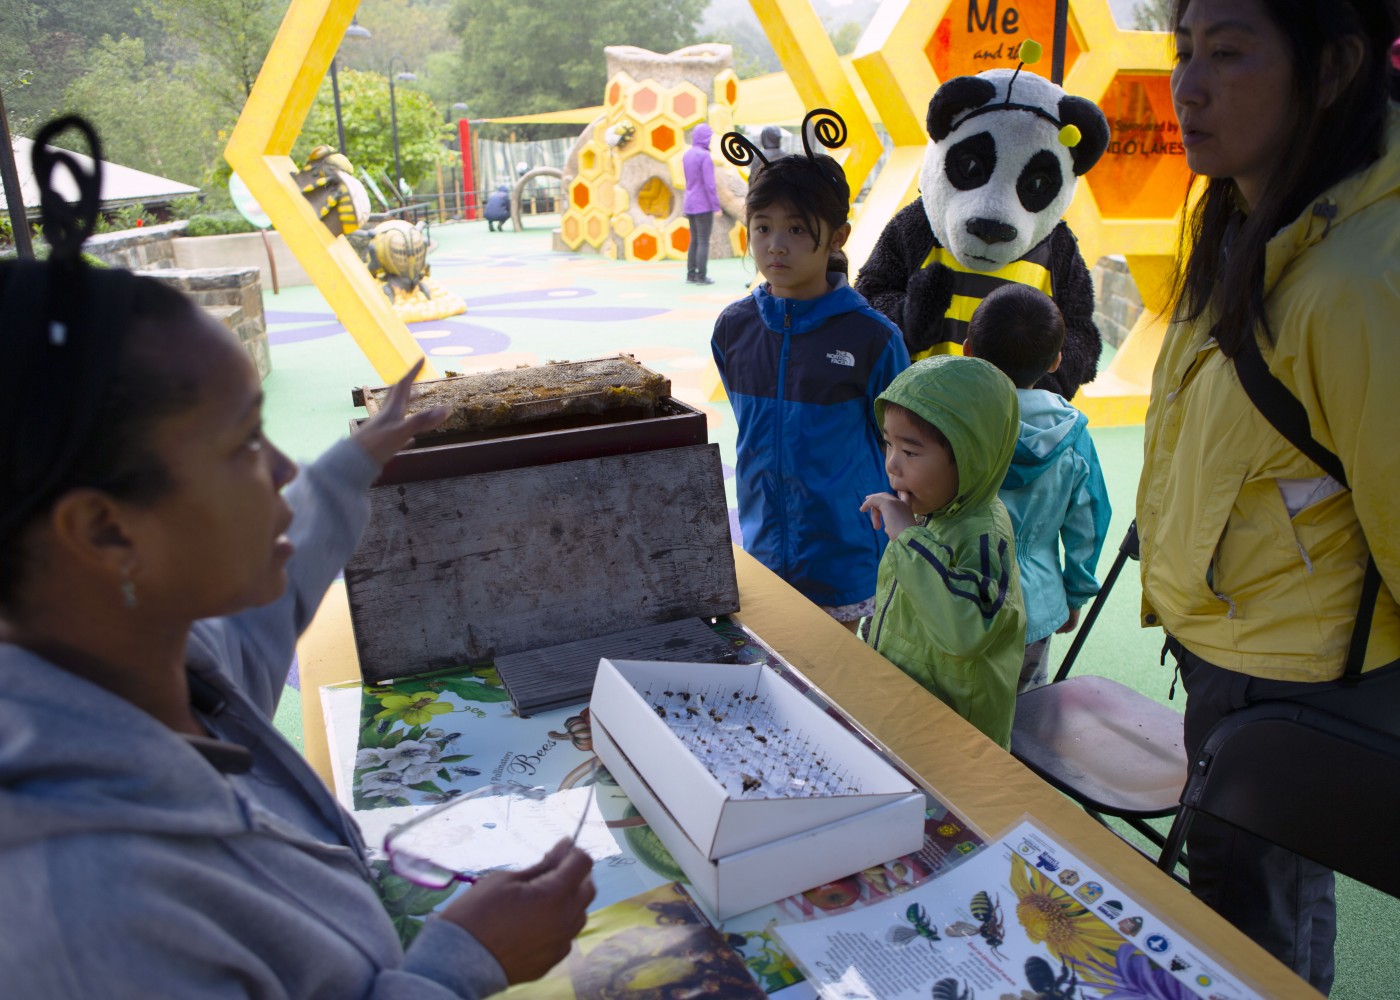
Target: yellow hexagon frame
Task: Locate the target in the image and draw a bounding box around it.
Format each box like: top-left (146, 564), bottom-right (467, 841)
top-left (744, 0), bottom-right (1179, 425)
top-left (224, 0), bottom-right (435, 383)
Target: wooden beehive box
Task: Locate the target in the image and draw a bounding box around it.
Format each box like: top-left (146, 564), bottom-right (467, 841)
top-left (344, 357), bottom-right (738, 684)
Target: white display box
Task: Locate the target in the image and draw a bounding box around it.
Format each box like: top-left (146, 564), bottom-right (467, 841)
top-left (590, 658), bottom-right (925, 920)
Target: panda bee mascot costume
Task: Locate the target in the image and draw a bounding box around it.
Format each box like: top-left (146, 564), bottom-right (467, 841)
top-left (855, 44), bottom-right (1110, 400)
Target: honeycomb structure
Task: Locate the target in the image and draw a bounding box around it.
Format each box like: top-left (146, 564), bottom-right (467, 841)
top-left (560, 45), bottom-right (746, 263)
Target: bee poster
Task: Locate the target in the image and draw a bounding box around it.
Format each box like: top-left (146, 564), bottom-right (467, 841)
top-left (772, 819), bottom-right (1265, 1000)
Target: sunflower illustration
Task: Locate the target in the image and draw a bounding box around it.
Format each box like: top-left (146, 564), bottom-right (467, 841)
top-left (372, 691), bottom-right (455, 727)
top-left (1009, 855), bottom-right (1120, 964)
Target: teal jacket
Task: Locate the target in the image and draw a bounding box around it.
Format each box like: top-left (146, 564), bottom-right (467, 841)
top-left (1000, 388), bottom-right (1111, 644)
top-left (865, 356), bottom-right (1026, 748)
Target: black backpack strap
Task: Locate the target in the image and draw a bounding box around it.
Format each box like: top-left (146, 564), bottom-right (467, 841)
top-left (1232, 335), bottom-right (1375, 682)
top-left (1233, 339), bottom-right (1347, 485)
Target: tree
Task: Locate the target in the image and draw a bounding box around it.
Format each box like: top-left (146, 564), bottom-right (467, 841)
top-left (829, 21), bottom-right (863, 57)
top-left (343, 0), bottom-right (458, 78)
top-left (448, 0), bottom-right (705, 136)
top-left (0, 0), bottom-right (36, 76)
top-left (61, 35), bottom-right (223, 185)
top-left (1131, 0), bottom-right (1174, 31)
top-left (294, 69), bottom-right (454, 192)
top-left (143, 0), bottom-right (283, 117)
top-left (702, 19), bottom-right (781, 78)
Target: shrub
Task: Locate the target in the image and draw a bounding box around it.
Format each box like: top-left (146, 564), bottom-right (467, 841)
top-left (185, 211), bottom-right (260, 237)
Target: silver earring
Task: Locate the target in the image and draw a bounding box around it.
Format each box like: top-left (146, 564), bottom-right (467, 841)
top-left (121, 575), bottom-right (137, 610)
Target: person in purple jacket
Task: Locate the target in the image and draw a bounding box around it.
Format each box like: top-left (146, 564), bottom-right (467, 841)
top-left (682, 123), bottom-right (722, 285)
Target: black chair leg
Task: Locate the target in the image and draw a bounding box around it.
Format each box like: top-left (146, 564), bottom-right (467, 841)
top-left (1054, 521), bottom-right (1139, 683)
top-left (1084, 807), bottom-right (1191, 887)
top-left (1158, 808), bottom-right (1193, 879)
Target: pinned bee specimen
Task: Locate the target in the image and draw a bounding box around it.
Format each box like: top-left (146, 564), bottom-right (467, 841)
top-left (627, 677), bottom-right (864, 800)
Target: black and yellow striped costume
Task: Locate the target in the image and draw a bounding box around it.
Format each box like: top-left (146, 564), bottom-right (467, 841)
top-left (912, 240), bottom-right (1055, 361)
top-left (854, 201), bottom-right (1101, 400)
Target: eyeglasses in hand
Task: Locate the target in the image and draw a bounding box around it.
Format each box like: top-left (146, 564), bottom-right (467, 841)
top-left (383, 761), bottom-right (599, 890)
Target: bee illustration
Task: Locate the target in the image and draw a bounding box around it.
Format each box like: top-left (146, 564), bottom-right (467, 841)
top-left (1024, 956), bottom-right (1079, 1000)
top-left (931, 978), bottom-right (973, 1000)
top-left (887, 902), bottom-right (941, 948)
top-left (946, 890), bottom-right (1006, 958)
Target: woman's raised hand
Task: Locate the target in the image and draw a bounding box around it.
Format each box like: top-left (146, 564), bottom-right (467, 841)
top-left (352, 358), bottom-right (451, 467)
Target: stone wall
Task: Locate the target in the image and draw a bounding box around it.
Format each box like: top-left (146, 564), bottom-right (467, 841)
top-left (141, 266), bottom-right (271, 380)
top-left (84, 221), bottom-right (188, 271)
top-left (1090, 254), bottom-right (1145, 350)
top-left (85, 223), bottom-right (272, 380)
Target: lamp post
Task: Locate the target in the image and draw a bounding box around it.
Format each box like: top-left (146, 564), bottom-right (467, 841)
top-left (331, 20), bottom-right (371, 155)
top-left (387, 56), bottom-right (416, 198)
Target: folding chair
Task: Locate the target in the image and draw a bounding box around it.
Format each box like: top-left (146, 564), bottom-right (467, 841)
top-left (1010, 522), bottom-right (1189, 865)
top-left (1157, 700), bottom-right (1400, 898)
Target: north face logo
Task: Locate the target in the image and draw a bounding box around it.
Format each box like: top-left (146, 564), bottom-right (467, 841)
top-left (827, 350), bottom-right (855, 367)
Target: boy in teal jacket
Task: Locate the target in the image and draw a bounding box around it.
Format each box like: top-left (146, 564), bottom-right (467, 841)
top-left (964, 284), bottom-right (1111, 692)
top-left (861, 356), bottom-right (1025, 748)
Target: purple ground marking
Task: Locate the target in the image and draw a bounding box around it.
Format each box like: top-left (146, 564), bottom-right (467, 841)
top-left (269, 317), bottom-right (514, 353)
top-left (469, 305), bottom-right (667, 322)
top-left (721, 463), bottom-right (733, 480)
top-left (268, 293), bottom-right (664, 346)
top-left (461, 288), bottom-right (593, 306)
top-left (268, 321), bottom-right (351, 345)
top-left (286, 652), bottom-right (300, 691)
top-left (728, 506), bottom-right (742, 544)
top-left (265, 310), bottom-right (343, 323)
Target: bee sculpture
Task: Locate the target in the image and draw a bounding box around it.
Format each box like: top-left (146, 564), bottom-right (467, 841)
top-left (945, 890), bottom-right (1006, 958)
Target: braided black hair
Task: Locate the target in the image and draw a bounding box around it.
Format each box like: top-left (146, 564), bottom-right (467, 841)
top-left (0, 116), bottom-right (202, 608)
top-left (721, 109), bottom-right (853, 273)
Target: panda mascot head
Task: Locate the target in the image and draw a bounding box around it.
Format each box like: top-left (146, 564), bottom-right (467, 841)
top-left (921, 57), bottom-right (1109, 273)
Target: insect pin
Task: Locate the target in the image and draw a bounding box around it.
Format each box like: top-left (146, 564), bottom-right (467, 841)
top-left (886, 902), bottom-right (940, 949)
top-left (1024, 956), bottom-right (1078, 1000)
top-left (946, 890), bottom-right (1005, 959)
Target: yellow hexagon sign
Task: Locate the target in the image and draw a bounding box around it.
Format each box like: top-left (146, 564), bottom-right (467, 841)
top-left (751, 0), bottom-right (1179, 425)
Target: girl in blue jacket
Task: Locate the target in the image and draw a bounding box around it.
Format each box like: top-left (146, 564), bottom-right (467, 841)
top-left (711, 110), bottom-right (910, 630)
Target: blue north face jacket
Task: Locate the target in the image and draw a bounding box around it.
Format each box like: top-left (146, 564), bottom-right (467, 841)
top-left (712, 273), bottom-right (910, 607)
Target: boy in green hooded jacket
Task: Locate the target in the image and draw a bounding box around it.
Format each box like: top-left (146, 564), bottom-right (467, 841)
top-left (860, 356), bottom-right (1025, 748)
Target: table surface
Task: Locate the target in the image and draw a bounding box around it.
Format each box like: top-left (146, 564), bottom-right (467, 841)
top-left (297, 545), bottom-right (1321, 1000)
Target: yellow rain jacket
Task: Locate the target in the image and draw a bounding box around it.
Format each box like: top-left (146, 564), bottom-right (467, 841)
top-left (1137, 108), bottom-right (1400, 682)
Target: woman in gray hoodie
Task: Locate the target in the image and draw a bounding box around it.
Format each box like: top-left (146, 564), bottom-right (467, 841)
top-left (0, 116), bottom-right (594, 998)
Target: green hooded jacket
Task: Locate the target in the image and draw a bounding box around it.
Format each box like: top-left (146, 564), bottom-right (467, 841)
top-left (865, 356), bottom-right (1025, 748)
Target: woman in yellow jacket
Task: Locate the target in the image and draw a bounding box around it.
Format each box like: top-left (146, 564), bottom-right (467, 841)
top-left (1140, 0), bottom-right (1400, 992)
